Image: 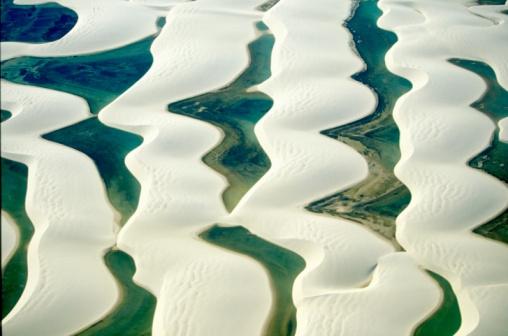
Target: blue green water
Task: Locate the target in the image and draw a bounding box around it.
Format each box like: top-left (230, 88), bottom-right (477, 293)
top-left (168, 25), bottom-right (274, 212)
top-left (449, 59), bottom-right (508, 244)
top-left (306, 0), bottom-right (411, 247)
top-left (200, 225), bottom-right (305, 336)
top-left (414, 271), bottom-right (461, 336)
top-left (1, 158), bottom-right (35, 318)
top-left (1, 0), bottom-right (77, 43)
top-left (1, 36), bottom-right (155, 114)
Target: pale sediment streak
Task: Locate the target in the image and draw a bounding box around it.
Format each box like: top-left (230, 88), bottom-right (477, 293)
top-left (0, 81), bottom-right (118, 335)
top-left (378, 0), bottom-right (508, 334)
top-left (222, 0), bottom-right (440, 334)
top-left (99, 1), bottom-right (275, 335)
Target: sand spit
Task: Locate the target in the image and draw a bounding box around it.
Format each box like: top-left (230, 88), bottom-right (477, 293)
top-left (214, 0), bottom-right (440, 334)
top-left (1, 0), bottom-right (163, 61)
top-left (378, 0), bottom-right (508, 334)
top-left (1, 212), bottom-right (18, 270)
top-left (99, 1), bottom-right (276, 335)
top-left (1, 81), bottom-right (118, 335)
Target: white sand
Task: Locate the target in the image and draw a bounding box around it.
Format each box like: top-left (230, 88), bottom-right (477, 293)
top-left (379, 0), bottom-right (508, 334)
top-left (1, 0), bottom-right (163, 61)
top-left (1, 81), bottom-right (118, 336)
top-left (499, 117), bottom-right (508, 142)
top-left (1, 212), bottom-right (19, 270)
top-left (99, 1), bottom-right (274, 335)
top-left (296, 252), bottom-right (440, 336)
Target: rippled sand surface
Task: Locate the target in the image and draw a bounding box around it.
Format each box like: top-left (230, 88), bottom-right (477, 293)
top-left (1, 0), bottom-right (507, 335)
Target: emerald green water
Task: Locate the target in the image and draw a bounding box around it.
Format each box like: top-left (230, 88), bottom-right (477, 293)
top-left (42, 117), bottom-right (142, 225)
top-left (449, 59), bottom-right (508, 244)
top-left (200, 225), bottom-right (305, 336)
top-left (1, 158), bottom-right (34, 318)
top-left (168, 25), bottom-right (274, 212)
top-left (1, 35), bottom-right (154, 114)
top-left (1, 0), bottom-right (77, 43)
top-left (1, 109), bottom-right (12, 122)
top-left (414, 271), bottom-right (461, 336)
top-left (306, 0), bottom-right (411, 247)
top-left (75, 249), bottom-right (156, 336)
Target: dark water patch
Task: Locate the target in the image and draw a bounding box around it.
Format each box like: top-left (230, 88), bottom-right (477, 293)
top-left (449, 59), bottom-right (507, 243)
top-left (42, 117), bottom-right (142, 225)
top-left (75, 249), bottom-right (156, 336)
top-left (306, 0), bottom-right (411, 248)
top-left (200, 225), bottom-right (305, 336)
top-left (414, 271), bottom-right (461, 336)
top-left (476, 0), bottom-right (507, 5)
top-left (1, 0), bottom-right (77, 43)
top-left (168, 24), bottom-right (274, 212)
top-left (1, 157), bottom-right (34, 318)
top-left (1, 35), bottom-right (155, 114)
top-left (450, 59), bottom-right (507, 123)
top-left (257, 0), bottom-right (279, 12)
top-left (473, 209), bottom-right (507, 243)
top-left (1, 109), bottom-right (12, 122)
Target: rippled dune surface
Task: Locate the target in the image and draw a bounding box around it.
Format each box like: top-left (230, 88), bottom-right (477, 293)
top-left (1, 0), bottom-right (507, 335)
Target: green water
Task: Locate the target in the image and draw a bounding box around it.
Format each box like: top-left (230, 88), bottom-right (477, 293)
top-left (42, 117), bottom-right (142, 225)
top-left (1, 109), bottom-right (12, 122)
top-left (200, 225), bottom-right (305, 336)
top-left (414, 271), bottom-right (461, 336)
top-left (449, 59), bottom-right (508, 243)
top-left (168, 24), bottom-right (274, 212)
top-left (1, 0), bottom-right (77, 43)
top-left (306, 0), bottom-right (412, 247)
top-left (1, 158), bottom-right (35, 318)
top-left (1, 35), bottom-right (155, 114)
top-left (75, 249), bottom-right (156, 336)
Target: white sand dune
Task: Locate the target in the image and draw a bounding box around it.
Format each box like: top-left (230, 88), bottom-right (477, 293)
top-left (1, 212), bottom-right (18, 270)
top-left (216, 0), bottom-right (441, 334)
top-left (295, 252), bottom-right (439, 336)
top-left (99, 1), bottom-right (275, 335)
top-left (500, 117), bottom-right (508, 142)
top-left (1, 0), bottom-right (163, 61)
top-left (1, 81), bottom-right (118, 336)
top-left (3, 0), bottom-right (507, 334)
top-left (379, 0), bottom-right (508, 334)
